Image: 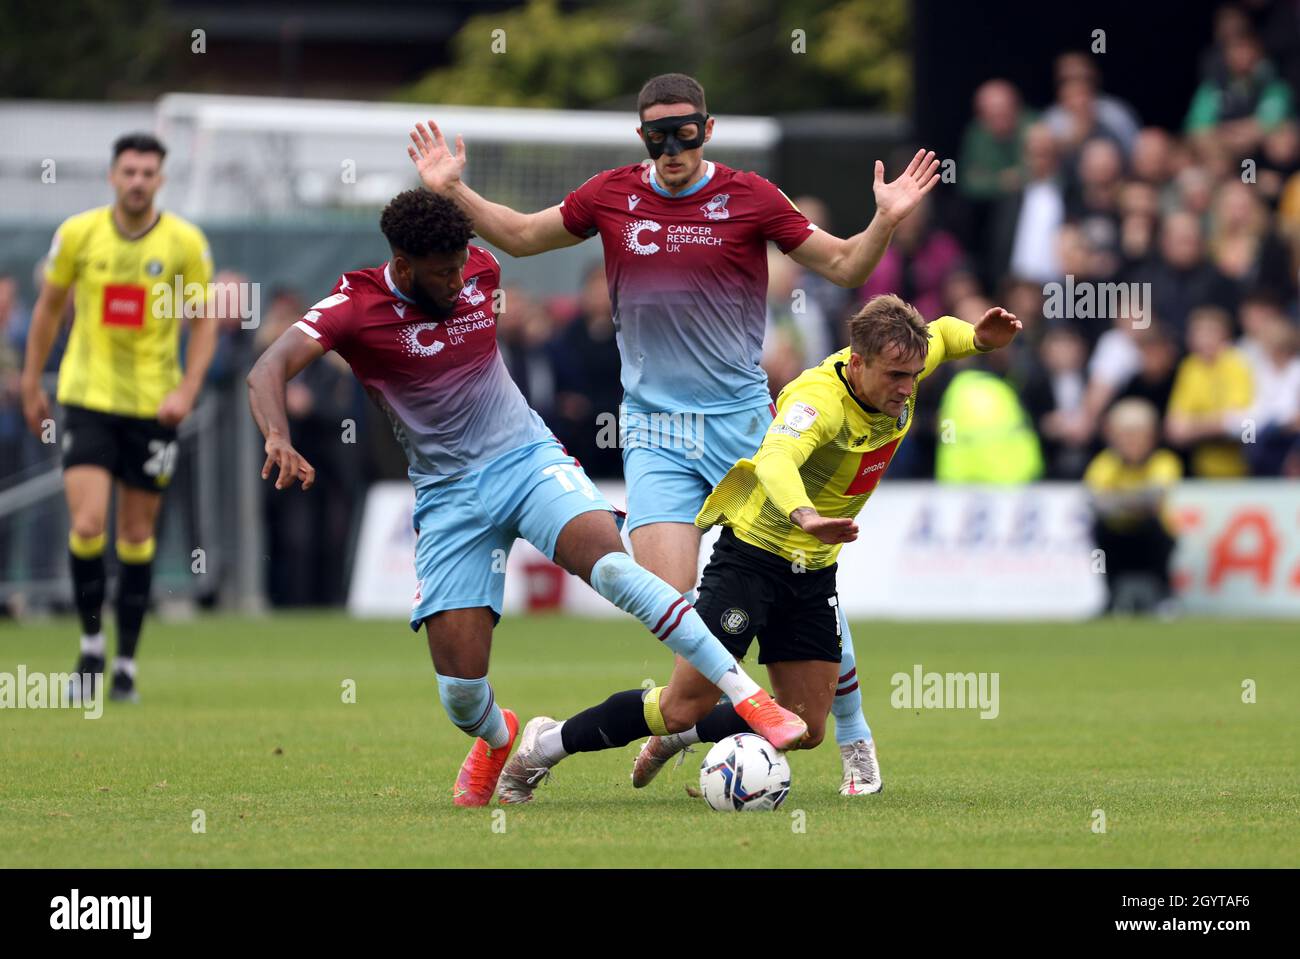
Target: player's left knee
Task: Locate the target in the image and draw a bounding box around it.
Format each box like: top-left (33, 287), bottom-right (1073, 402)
top-left (118, 519), bottom-right (158, 545)
top-left (587, 548), bottom-right (633, 594)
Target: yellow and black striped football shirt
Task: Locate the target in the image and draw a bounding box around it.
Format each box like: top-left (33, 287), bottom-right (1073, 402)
top-left (45, 206), bottom-right (212, 418)
top-left (696, 316), bottom-right (983, 569)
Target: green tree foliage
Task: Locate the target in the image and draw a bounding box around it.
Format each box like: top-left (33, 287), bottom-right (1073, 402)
top-left (400, 0), bottom-right (638, 109)
top-left (0, 0), bottom-right (170, 99)
top-left (399, 0), bottom-right (909, 113)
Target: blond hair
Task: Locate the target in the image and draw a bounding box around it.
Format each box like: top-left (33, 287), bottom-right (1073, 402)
top-left (1106, 397), bottom-right (1159, 436)
top-left (848, 294), bottom-right (930, 363)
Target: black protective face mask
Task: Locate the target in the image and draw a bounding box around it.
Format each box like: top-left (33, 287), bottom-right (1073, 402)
top-left (640, 113), bottom-right (709, 159)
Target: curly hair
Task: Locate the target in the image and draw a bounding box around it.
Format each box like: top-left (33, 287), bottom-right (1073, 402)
top-left (380, 189), bottom-right (474, 257)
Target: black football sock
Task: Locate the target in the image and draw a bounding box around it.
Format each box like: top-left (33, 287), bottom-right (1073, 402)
top-left (559, 689), bottom-right (652, 754)
top-left (694, 703), bottom-right (751, 744)
top-left (69, 549), bottom-right (106, 637)
top-left (115, 558), bottom-right (154, 662)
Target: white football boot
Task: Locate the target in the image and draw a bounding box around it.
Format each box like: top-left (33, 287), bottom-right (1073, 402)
top-left (839, 739), bottom-right (883, 795)
top-left (630, 734), bottom-right (694, 788)
top-left (496, 716), bottom-right (559, 804)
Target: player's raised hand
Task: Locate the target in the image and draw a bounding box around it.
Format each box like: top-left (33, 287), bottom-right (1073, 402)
top-left (872, 148), bottom-right (941, 227)
top-left (973, 306), bottom-right (1023, 351)
top-left (792, 508), bottom-right (859, 545)
top-left (261, 433), bottom-right (316, 491)
top-left (407, 121), bottom-right (466, 194)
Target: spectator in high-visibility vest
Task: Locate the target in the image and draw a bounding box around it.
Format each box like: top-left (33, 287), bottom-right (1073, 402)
top-left (934, 367), bottom-right (1043, 483)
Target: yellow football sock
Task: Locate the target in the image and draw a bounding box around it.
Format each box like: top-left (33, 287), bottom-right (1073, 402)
top-left (116, 537), bottom-right (156, 564)
top-left (69, 531), bottom-right (106, 559)
top-left (643, 685), bottom-right (670, 736)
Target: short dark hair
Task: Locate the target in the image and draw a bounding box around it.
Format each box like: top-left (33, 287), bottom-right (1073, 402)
top-left (849, 294), bottom-right (930, 363)
top-left (637, 73), bottom-right (707, 118)
top-left (380, 190), bottom-right (474, 257)
top-left (112, 133), bottom-right (166, 163)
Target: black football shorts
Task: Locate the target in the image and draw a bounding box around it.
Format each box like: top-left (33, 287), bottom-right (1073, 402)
top-left (694, 527), bottom-right (843, 664)
top-left (61, 404), bottom-right (180, 491)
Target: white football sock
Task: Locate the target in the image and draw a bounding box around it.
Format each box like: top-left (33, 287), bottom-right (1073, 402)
top-left (113, 657), bottom-right (136, 678)
top-left (713, 665), bottom-right (761, 705)
top-left (674, 727), bottom-right (702, 747)
top-left (80, 633), bottom-right (105, 657)
top-left (537, 722), bottom-right (570, 765)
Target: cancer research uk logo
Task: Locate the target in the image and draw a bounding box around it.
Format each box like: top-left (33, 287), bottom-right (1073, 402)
top-left (50, 889), bottom-right (151, 939)
top-left (399, 323), bottom-right (446, 357)
top-left (0, 666), bottom-right (102, 718)
top-left (623, 220), bottom-right (725, 256)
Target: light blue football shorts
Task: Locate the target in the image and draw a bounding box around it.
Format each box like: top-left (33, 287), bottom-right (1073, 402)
top-left (409, 437), bottom-right (617, 630)
top-left (621, 401), bottom-right (776, 532)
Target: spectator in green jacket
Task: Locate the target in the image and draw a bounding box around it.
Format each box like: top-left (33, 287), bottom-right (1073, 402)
top-left (959, 79), bottom-right (1035, 202)
top-left (1186, 30), bottom-right (1292, 158)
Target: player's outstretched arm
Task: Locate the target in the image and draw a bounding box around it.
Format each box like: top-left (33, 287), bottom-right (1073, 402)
top-left (18, 279), bottom-right (70, 436)
top-left (789, 148), bottom-right (941, 287)
top-left (407, 121), bottom-right (583, 257)
top-left (246, 327), bottom-right (324, 490)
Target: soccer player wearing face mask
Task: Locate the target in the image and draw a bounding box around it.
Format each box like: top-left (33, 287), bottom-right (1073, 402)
top-left (409, 73), bottom-right (941, 797)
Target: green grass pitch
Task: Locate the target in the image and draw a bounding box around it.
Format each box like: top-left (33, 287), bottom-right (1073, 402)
top-left (1, 613), bottom-right (1296, 868)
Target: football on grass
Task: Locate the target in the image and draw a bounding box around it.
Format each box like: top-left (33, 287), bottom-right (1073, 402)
top-left (699, 733), bottom-right (791, 811)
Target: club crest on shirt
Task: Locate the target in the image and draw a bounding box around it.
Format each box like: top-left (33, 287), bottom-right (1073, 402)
top-left (145, 258), bottom-right (164, 277)
top-left (720, 608), bottom-right (749, 634)
top-left (701, 193), bottom-right (731, 221)
top-left (896, 405), bottom-right (909, 430)
top-left (458, 276), bottom-right (485, 306)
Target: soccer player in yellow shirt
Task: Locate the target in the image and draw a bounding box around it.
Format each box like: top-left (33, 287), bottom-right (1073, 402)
top-left (19, 133), bottom-right (216, 703)
top-left (495, 294), bottom-right (1021, 802)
